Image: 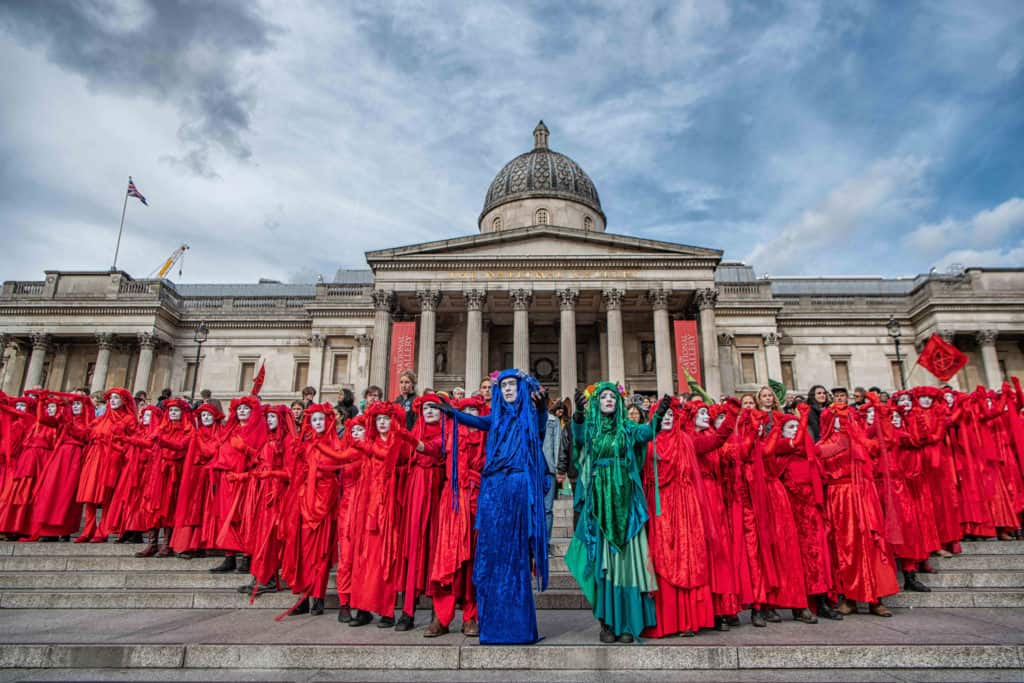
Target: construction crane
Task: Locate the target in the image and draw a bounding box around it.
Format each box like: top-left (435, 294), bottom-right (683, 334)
top-left (151, 244), bottom-right (189, 279)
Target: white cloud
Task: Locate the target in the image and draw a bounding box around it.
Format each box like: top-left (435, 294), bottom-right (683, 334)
top-left (972, 197), bottom-right (1024, 244)
top-left (903, 218), bottom-right (959, 254)
top-left (904, 196), bottom-right (1024, 268)
top-left (934, 243), bottom-right (1024, 270)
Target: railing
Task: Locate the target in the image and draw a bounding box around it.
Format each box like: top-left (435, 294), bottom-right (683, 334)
top-left (118, 280), bottom-right (153, 295)
top-left (184, 298), bottom-right (224, 310)
top-left (322, 284), bottom-right (368, 297)
top-left (719, 283), bottom-right (762, 295)
top-left (11, 281), bottom-right (44, 295)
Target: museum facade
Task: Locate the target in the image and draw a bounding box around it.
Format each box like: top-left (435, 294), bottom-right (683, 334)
top-left (2, 123), bottom-right (1023, 402)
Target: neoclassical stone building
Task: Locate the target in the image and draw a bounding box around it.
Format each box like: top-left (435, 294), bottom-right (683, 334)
top-left (3, 123), bottom-right (1023, 402)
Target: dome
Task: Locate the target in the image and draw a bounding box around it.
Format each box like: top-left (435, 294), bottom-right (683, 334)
top-left (479, 122), bottom-right (605, 231)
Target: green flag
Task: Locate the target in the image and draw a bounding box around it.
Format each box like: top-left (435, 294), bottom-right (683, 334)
top-left (685, 369), bottom-right (714, 405)
top-left (769, 378), bottom-right (787, 405)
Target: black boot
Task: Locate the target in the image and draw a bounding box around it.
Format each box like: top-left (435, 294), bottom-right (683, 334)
top-left (208, 555), bottom-right (236, 573)
top-left (751, 609), bottom-right (767, 627)
top-left (793, 608), bottom-right (818, 624)
top-left (764, 608), bottom-right (782, 623)
top-left (903, 570), bottom-right (931, 592)
top-left (294, 598), bottom-right (310, 615)
top-left (348, 610), bottom-right (372, 627)
top-left (599, 622), bottom-right (616, 644)
top-left (236, 577), bottom-right (256, 594)
top-left (310, 598), bottom-right (324, 616)
top-left (714, 615), bottom-right (730, 632)
top-left (817, 595), bottom-right (844, 620)
top-left (377, 615), bottom-right (395, 628)
top-left (337, 605), bottom-right (352, 623)
top-left (395, 614), bottom-right (414, 631)
top-left (235, 555), bottom-right (250, 574)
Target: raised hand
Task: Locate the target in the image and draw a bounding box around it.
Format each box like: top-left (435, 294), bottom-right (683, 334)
top-left (653, 394), bottom-right (672, 423)
top-left (573, 389), bottom-right (586, 423)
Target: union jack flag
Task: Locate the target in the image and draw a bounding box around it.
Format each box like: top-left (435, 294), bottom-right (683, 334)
top-left (127, 176), bottom-right (148, 206)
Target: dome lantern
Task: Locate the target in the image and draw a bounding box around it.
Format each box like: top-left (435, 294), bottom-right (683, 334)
top-left (533, 120), bottom-right (549, 150)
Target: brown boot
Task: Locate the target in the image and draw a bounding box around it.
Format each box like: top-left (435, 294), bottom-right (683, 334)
top-left (836, 598), bottom-right (857, 615)
top-left (462, 619), bottom-right (479, 637)
top-left (869, 602), bottom-right (892, 618)
top-left (423, 619), bottom-right (449, 638)
top-left (135, 531), bottom-right (158, 557)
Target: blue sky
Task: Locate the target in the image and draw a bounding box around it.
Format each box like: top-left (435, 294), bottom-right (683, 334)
top-left (1, 0), bottom-right (1021, 282)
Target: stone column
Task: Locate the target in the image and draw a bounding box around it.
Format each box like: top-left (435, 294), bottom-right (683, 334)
top-left (648, 289), bottom-right (673, 397)
top-left (307, 333), bottom-right (325, 395)
top-left (90, 333), bottom-right (114, 395)
top-left (368, 290), bottom-right (395, 390)
top-left (464, 289), bottom-right (486, 392)
top-left (694, 288), bottom-right (721, 399)
top-left (763, 332), bottom-right (783, 383)
top-left (602, 288), bottom-right (625, 385)
top-left (416, 290), bottom-right (442, 390)
top-left (133, 332), bottom-right (157, 395)
top-left (718, 333), bottom-right (736, 396)
top-left (511, 289), bottom-right (532, 372)
top-left (354, 333), bottom-right (372, 398)
top-left (977, 330), bottom-right (1001, 388)
top-left (1, 339), bottom-right (25, 395)
top-left (24, 333), bottom-right (51, 390)
top-left (557, 288), bottom-right (579, 398)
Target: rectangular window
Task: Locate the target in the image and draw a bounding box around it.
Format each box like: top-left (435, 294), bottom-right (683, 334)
top-left (331, 354), bottom-right (349, 385)
top-left (238, 361), bottom-right (256, 393)
top-left (781, 360), bottom-right (795, 390)
top-left (292, 360), bottom-right (309, 392)
top-left (740, 353), bottom-right (757, 384)
top-left (891, 360), bottom-right (904, 391)
top-left (182, 362), bottom-right (197, 393)
top-left (834, 359), bottom-right (850, 388)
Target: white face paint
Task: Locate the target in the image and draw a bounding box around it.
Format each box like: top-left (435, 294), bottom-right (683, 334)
top-left (71, 401), bottom-right (83, 416)
top-left (200, 412), bottom-right (215, 427)
top-left (986, 398), bottom-right (993, 409)
top-left (310, 412), bottom-right (326, 434)
top-left (464, 406), bottom-right (479, 417)
top-left (500, 377), bottom-right (518, 404)
top-left (897, 394), bottom-right (912, 411)
top-left (833, 417), bottom-right (842, 432)
top-left (695, 407), bottom-right (710, 430)
top-left (422, 404), bottom-right (441, 424)
top-left (891, 412), bottom-right (902, 428)
top-left (168, 406), bottom-right (182, 422)
top-left (714, 413), bottom-right (726, 429)
top-left (375, 414), bottom-right (391, 436)
top-left (866, 407), bottom-right (875, 425)
top-left (660, 409), bottom-right (674, 431)
top-left (918, 396), bottom-right (933, 409)
top-left (782, 420), bottom-right (799, 439)
top-left (351, 424), bottom-right (366, 441)
top-left (108, 393), bottom-right (123, 410)
top-left (46, 403), bottom-right (58, 417)
top-left (142, 411), bottom-right (152, 426)
top-left (944, 392), bottom-right (954, 407)
top-left (14, 402), bottom-right (27, 412)
top-left (266, 412), bottom-right (278, 430)
top-left (236, 404), bottom-right (252, 422)
top-left (599, 390), bottom-right (617, 416)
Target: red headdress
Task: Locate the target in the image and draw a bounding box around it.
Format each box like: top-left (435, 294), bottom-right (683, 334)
top-left (454, 395), bottom-right (487, 413)
top-left (339, 413), bottom-right (368, 449)
top-left (139, 404), bottom-right (164, 433)
top-left (301, 401), bottom-right (338, 440)
top-left (365, 401), bottom-right (407, 443)
top-left (264, 404), bottom-right (296, 441)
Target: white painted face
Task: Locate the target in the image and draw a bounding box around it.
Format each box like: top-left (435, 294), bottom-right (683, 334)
top-left (310, 412), bottom-right (326, 434)
top-left (168, 407), bottom-right (182, 421)
top-left (918, 396), bottom-right (933, 409)
top-left (350, 424), bottom-right (366, 441)
top-left (599, 390), bottom-right (617, 415)
top-left (46, 403), bottom-right (58, 417)
top-left (422, 404), bottom-right (441, 424)
top-left (236, 404), bottom-right (252, 422)
top-left (108, 393), bottom-right (123, 410)
top-left (266, 412), bottom-right (279, 430)
top-left (660, 409), bottom-right (674, 431)
top-left (897, 394), bottom-right (912, 411)
top-left (464, 406), bottom-right (479, 417)
top-left (375, 414), bottom-right (391, 436)
top-left (986, 398), bottom-right (993, 409)
top-left (14, 401), bottom-right (27, 412)
top-left (71, 401), bottom-right (83, 416)
top-left (200, 411), bottom-right (215, 427)
top-left (714, 412), bottom-right (726, 429)
top-left (500, 378), bottom-right (518, 404)
top-left (142, 411), bottom-right (152, 426)
top-left (695, 407), bottom-right (710, 430)
top-left (833, 417), bottom-right (842, 432)
top-left (891, 412), bottom-right (902, 428)
top-left (944, 392), bottom-right (954, 407)
top-left (782, 420), bottom-right (799, 439)
top-left (866, 407), bottom-right (875, 425)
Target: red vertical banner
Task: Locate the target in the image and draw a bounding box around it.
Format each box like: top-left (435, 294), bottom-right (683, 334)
top-left (387, 321), bottom-right (417, 400)
top-left (673, 320), bottom-right (702, 394)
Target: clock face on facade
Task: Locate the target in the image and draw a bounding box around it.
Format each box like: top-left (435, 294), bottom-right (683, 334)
top-left (533, 357), bottom-right (555, 381)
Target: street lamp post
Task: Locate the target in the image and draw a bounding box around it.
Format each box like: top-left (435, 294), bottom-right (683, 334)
top-left (886, 316), bottom-right (905, 390)
top-left (190, 321), bottom-right (209, 403)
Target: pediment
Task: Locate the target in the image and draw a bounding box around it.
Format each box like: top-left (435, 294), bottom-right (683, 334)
top-left (366, 225), bottom-right (721, 264)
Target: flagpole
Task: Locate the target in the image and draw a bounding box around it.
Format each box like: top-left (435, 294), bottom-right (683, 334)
top-left (112, 179), bottom-right (129, 271)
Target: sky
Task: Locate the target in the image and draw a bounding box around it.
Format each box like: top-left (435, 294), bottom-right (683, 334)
top-left (0, 0), bottom-right (1022, 284)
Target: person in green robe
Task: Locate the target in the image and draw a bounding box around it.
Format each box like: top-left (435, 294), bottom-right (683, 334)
top-left (565, 381), bottom-right (671, 643)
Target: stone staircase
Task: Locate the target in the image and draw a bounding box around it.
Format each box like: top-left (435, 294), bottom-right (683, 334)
top-left (0, 496), bottom-right (1021, 680)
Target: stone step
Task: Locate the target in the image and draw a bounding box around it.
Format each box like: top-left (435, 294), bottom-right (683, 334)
top-left (0, 556), bottom-right (226, 572)
top-left (0, 642), bottom-right (1020, 672)
top-left (932, 555), bottom-right (1024, 571)
top-left (886, 589), bottom-right (1024, 608)
top-left (958, 540), bottom-right (1024, 555)
top-left (915, 570), bottom-right (1024, 589)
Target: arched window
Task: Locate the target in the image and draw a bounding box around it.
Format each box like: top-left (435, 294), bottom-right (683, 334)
top-left (584, 215), bottom-right (593, 230)
top-left (535, 208), bottom-right (549, 225)
top-left (492, 216), bottom-right (502, 231)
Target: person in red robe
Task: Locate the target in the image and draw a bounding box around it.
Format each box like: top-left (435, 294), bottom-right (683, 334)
top-left (906, 386), bottom-right (962, 556)
top-left (394, 393), bottom-right (446, 631)
top-left (75, 388), bottom-right (137, 543)
top-left (641, 399), bottom-right (731, 638)
top-left (0, 393), bottom-right (62, 538)
top-left (347, 401), bottom-right (414, 628)
top-left (426, 394), bottom-right (487, 637)
top-left (768, 408), bottom-right (842, 619)
top-left (942, 388), bottom-right (990, 538)
top-left (170, 403), bottom-right (223, 557)
top-left (138, 398), bottom-right (194, 557)
top-left (0, 395), bottom-right (36, 539)
top-left (207, 396), bottom-right (267, 573)
top-left (818, 389), bottom-right (899, 616)
top-left (329, 413), bottom-right (367, 622)
top-left (100, 404), bottom-right (162, 542)
top-left (985, 386), bottom-right (1024, 527)
top-left (278, 402), bottom-right (343, 617)
top-left (31, 391), bottom-right (93, 539)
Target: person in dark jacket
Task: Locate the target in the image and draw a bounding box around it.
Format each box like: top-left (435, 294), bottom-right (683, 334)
top-left (806, 385), bottom-right (829, 442)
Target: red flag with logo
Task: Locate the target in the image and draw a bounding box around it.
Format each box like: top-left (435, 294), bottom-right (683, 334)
top-left (916, 333), bottom-right (968, 382)
top-left (387, 321), bottom-right (417, 400)
top-left (673, 320), bottom-right (702, 394)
